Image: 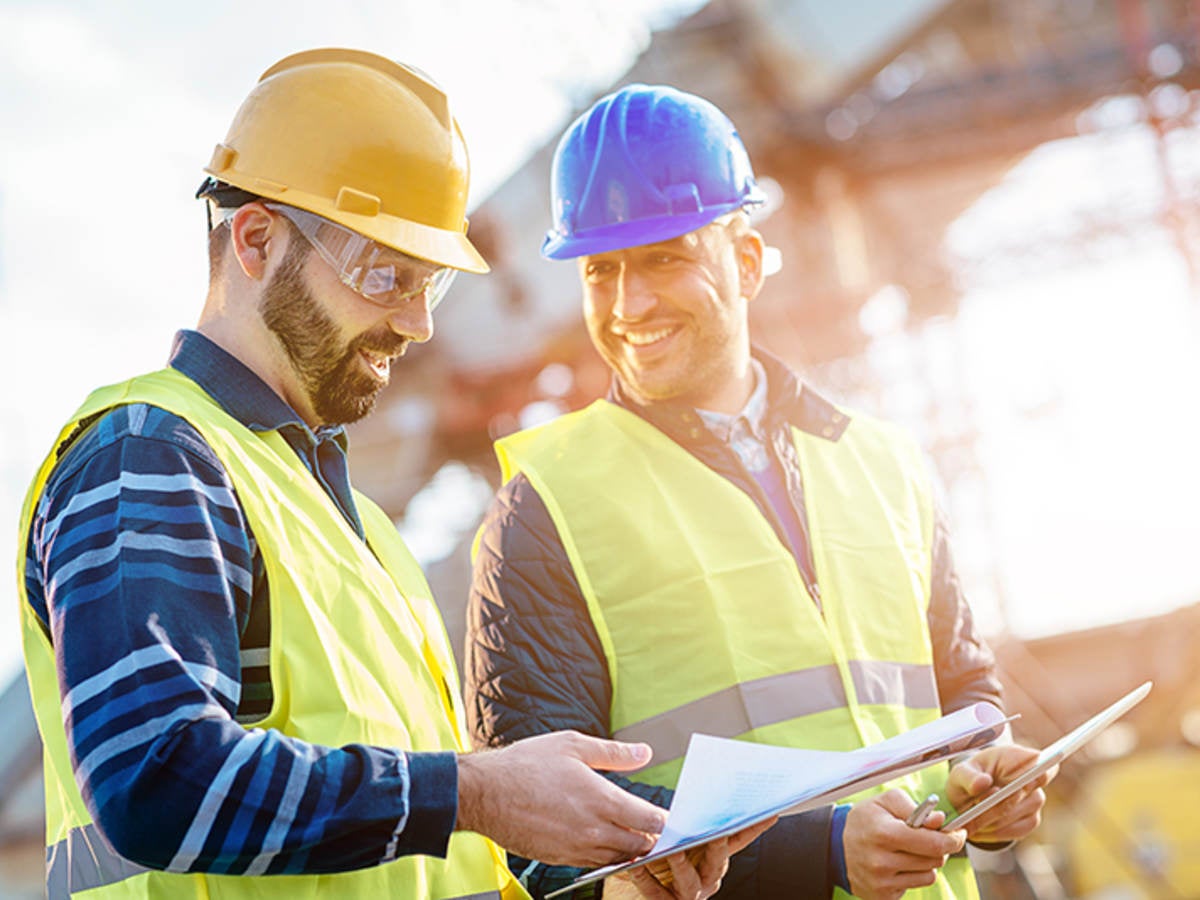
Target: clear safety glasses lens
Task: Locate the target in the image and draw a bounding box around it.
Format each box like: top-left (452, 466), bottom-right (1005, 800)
top-left (263, 203), bottom-right (457, 310)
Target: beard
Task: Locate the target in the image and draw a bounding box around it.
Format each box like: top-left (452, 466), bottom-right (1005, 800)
top-left (261, 242), bottom-right (407, 425)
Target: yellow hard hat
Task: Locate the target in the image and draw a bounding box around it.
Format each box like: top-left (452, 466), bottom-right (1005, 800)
top-left (203, 48), bottom-right (488, 273)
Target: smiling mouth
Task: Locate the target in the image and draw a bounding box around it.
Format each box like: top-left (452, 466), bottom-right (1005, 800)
top-left (359, 348), bottom-right (399, 380)
top-left (621, 324), bottom-right (681, 347)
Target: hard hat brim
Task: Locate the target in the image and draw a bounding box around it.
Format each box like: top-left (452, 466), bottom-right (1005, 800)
top-left (204, 171), bottom-right (490, 274)
top-left (540, 204), bottom-right (746, 261)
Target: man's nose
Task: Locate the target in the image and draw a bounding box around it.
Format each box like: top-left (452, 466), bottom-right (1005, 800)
top-left (387, 294), bottom-right (434, 344)
top-left (611, 266), bottom-right (656, 321)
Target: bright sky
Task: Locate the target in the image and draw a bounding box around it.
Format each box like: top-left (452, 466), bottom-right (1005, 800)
top-left (921, 124), bottom-right (1200, 639)
top-left (947, 244), bottom-right (1200, 638)
top-left (2, 1), bottom-right (1198, 687)
top-left (0, 0), bottom-right (705, 684)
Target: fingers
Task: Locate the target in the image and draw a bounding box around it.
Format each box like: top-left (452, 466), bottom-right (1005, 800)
top-left (845, 791), bottom-right (967, 898)
top-left (917, 808), bottom-right (947, 830)
top-left (626, 865), bottom-right (676, 899)
top-left (619, 849), bottom-right (724, 900)
top-left (874, 865), bottom-right (941, 895)
top-left (993, 744), bottom-right (1041, 772)
top-left (874, 791), bottom-right (963, 854)
top-left (849, 851), bottom-right (945, 900)
top-left (585, 822), bottom-right (659, 865)
top-left (946, 758), bottom-right (994, 807)
top-left (572, 732), bottom-right (655, 773)
top-left (666, 846), bottom-right (729, 900)
top-left (554, 733), bottom-right (667, 843)
top-left (968, 786), bottom-right (1046, 843)
top-left (942, 826), bottom-right (968, 854)
top-left (1029, 762), bottom-right (1059, 790)
top-left (666, 851), bottom-right (705, 897)
top-left (593, 776), bottom-right (670, 838)
top-left (457, 734), bottom-right (669, 867)
top-left (875, 788), bottom-right (921, 818)
top-left (726, 816), bottom-right (777, 854)
top-left (951, 744), bottom-right (1045, 805)
top-left (694, 841), bottom-right (733, 890)
top-left (583, 784), bottom-right (666, 862)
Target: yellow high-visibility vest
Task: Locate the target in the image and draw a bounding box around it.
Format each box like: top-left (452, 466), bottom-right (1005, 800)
top-left (19, 368), bottom-right (525, 900)
top-left (496, 399), bottom-right (978, 900)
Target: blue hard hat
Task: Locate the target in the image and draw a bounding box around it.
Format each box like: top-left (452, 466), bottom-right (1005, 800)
top-left (541, 84), bottom-right (766, 260)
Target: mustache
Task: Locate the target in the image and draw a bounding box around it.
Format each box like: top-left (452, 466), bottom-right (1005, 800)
top-left (350, 330), bottom-right (409, 358)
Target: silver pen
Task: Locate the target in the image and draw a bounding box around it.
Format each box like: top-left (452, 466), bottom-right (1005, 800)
top-left (905, 793), bottom-right (940, 828)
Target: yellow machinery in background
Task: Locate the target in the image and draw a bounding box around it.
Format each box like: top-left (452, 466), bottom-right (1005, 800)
top-left (1068, 749), bottom-right (1200, 898)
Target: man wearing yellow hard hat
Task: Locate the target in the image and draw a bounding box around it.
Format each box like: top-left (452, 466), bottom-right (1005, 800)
top-left (17, 50), bottom-right (764, 899)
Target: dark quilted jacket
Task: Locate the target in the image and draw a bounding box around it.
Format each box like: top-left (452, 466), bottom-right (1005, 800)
top-left (465, 350), bottom-right (1004, 899)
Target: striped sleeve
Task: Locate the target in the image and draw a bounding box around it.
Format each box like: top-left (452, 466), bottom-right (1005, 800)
top-left (23, 404), bottom-right (457, 874)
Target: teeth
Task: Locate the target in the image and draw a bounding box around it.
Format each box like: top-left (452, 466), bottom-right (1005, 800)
top-left (362, 351), bottom-right (390, 373)
top-left (624, 326), bottom-right (677, 346)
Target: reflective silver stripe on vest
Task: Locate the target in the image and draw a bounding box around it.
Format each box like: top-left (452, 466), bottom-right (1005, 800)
top-left (847, 659), bottom-right (939, 710)
top-left (45, 825), bottom-right (504, 899)
top-left (47, 822), bottom-right (151, 899)
top-left (613, 665), bottom-right (845, 764)
top-left (612, 660), bottom-right (938, 766)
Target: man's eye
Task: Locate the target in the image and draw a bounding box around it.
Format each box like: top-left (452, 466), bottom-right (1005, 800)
top-left (585, 264), bottom-right (615, 281)
top-left (360, 266), bottom-right (398, 294)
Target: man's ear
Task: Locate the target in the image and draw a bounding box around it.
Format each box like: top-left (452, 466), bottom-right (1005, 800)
top-left (737, 228), bottom-right (766, 302)
top-left (228, 203), bottom-right (278, 281)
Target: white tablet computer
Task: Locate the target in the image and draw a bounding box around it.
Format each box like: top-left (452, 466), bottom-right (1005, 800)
top-left (941, 680), bottom-right (1151, 831)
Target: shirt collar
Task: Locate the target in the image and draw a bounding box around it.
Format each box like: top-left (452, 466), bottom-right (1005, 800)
top-left (167, 330), bottom-right (348, 448)
top-left (693, 358), bottom-right (769, 442)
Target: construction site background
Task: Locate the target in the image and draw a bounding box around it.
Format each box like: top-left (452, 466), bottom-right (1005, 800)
top-left (2, 1), bottom-right (1199, 897)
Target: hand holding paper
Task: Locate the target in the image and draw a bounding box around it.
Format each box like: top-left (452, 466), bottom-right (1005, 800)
top-left (606, 818), bottom-right (777, 900)
top-left (547, 682), bottom-right (1150, 898)
top-left (547, 702), bottom-right (1011, 897)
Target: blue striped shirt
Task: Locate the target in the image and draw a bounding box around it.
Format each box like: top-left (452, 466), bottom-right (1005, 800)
top-left (23, 330), bottom-right (457, 875)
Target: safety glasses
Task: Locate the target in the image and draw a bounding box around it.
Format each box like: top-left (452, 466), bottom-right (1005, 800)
top-left (263, 203), bottom-right (457, 310)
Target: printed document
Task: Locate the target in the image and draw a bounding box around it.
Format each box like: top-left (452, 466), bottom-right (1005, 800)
top-left (547, 701), bottom-right (1010, 897)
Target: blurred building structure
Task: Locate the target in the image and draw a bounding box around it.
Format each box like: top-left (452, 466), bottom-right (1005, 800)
top-left (988, 604), bottom-right (1200, 898)
top-left (4, 1), bottom-right (1199, 897)
top-left (417, 0), bottom-right (1200, 471)
top-left (0, 676), bottom-right (42, 899)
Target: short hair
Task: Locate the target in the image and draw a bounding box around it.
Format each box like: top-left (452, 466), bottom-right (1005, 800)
top-left (207, 221), bottom-right (231, 284)
top-left (197, 178), bottom-right (264, 285)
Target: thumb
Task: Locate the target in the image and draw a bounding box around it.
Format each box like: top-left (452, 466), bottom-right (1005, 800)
top-left (875, 788), bottom-right (918, 819)
top-left (575, 736), bottom-right (654, 772)
top-left (949, 758), bottom-right (993, 803)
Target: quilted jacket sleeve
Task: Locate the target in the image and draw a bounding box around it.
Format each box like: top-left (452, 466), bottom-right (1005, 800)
top-left (464, 474), bottom-right (835, 899)
top-left (928, 504), bottom-right (1005, 714)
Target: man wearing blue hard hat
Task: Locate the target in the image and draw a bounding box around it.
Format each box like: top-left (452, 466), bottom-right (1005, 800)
top-left (465, 84), bottom-right (1054, 899)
